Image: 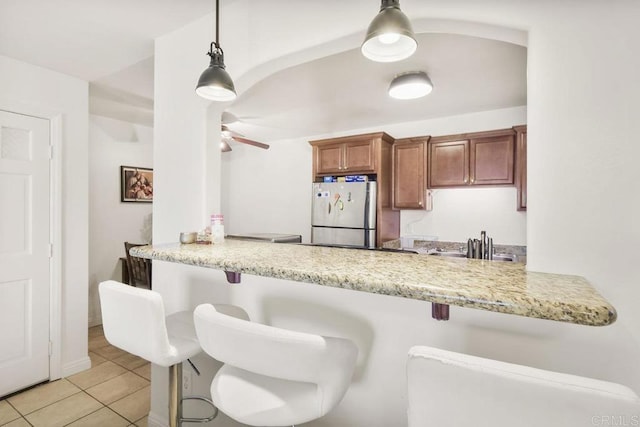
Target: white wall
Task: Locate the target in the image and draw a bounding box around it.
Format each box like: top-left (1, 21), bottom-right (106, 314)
top-left (153, 15), bottom-right (221, 246)
top-left (152, 3), bottom-right (640, 426)
top-left (403, 187), bottom-right (525, 244)
top-left (88, 115), bottom-right (153, 326)
top-left (151, 16), bottom-right (227, 424)
top-left (221, 137), bottom-right (312, 240)
top-left (0, 54), bottom-right (90, 377)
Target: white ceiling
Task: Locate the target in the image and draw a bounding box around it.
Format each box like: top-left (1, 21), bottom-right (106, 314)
top-left (0, 0), bottom-right (213, 83)
top-left (0, 1), bottom-right (527, 142)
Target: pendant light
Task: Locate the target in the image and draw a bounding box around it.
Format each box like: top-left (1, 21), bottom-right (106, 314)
top-left (361, 0), bottom-right (417, 62)
top-left (195, 0), bottom-right (237, 101)
top-left (388, 71), bottom-right (433, 100)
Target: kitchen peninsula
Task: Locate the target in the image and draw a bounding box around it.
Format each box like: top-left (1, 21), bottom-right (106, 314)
top-left (131, 240), bottom-right (615, 326)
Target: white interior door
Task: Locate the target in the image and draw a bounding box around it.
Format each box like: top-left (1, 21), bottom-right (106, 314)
top-left (0, 110), bottom-right (51, 397)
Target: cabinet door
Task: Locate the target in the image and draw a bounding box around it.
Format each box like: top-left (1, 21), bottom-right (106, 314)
top-left (343, 139), bottom-right (375, 173)
top-left (470, 135), bottom-right (514, 185)
top-left (393, 139), bottom-right (426, 209)
top-left (429, 140), bottom-right (469, 187)
top-left (316, 143), bottom-right (344, 174)
top-left (514, 126), bottom-right (527, 210)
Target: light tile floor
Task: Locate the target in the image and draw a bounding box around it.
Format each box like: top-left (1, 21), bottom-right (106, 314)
top-left (0, 326), bottom-right (150, 427)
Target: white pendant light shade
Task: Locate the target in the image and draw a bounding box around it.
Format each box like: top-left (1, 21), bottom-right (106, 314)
top-left (388, 71), bottom-right (433, 100)
top-left (362, 0), bottom-right (417, 62)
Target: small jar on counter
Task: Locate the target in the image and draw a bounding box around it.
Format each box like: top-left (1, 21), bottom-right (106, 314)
top-left (211, 214), bottom-right (225, 244)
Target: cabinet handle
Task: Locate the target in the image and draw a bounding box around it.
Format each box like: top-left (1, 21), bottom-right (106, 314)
top-left (464, 178), bottom-right (468, 183)
top-left (470, 178), bottom-right (475, 183)
top-left (418, 202), bottom-right (423, 206)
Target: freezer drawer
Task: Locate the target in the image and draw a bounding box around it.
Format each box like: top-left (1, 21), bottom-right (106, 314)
top-left (312, 227), bottom-right (375, 248)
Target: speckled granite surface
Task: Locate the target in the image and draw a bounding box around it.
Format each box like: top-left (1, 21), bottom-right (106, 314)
top-left (383, 239), bottom-right (527, 261)
top-left (131, 240), bottom-right (616, 326)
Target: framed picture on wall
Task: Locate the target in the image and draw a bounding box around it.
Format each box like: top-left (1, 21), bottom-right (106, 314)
top-left (121, 166), bottom-right (153, 203)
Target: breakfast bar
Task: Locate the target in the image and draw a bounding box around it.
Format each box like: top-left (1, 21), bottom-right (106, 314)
top-left (131, 240), bottom-right (616, 327)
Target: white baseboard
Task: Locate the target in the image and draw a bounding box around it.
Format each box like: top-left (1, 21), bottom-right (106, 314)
top-left (62, 356), bottom-right (92, 377)
top-left (147, 410), bottom-right (167, 427)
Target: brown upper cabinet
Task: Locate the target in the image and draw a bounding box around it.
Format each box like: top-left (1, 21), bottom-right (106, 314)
top-left (310, 133), bottom-right (388, 175)
top-left (428, 139), bottom-right (469, 187)
top-left (428, 129), bottom-right (515, 188)
top-left (392, 137), bottom-right (429, 209)
top-left (514, 125), bottom-right (527, 210)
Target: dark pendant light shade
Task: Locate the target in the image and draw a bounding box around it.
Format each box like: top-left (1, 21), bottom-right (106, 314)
top-left (195, 0), bottom-right (237, 101)
top-left (361, 0), bottom-right (417, 62)
top-left (196, 43), bottom-right (237, 101)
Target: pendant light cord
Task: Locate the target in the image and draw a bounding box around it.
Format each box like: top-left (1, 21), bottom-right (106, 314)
top-left (208, 0), bottom-right (222, 57)
top-left (215, 0), bottom-right (219, 46)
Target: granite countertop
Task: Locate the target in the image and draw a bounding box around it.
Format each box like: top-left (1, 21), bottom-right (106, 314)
top-left (131, 240), bottom-right (616, 327)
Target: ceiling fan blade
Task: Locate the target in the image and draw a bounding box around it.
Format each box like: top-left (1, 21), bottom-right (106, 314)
top-left (222, 125), bottom-right (245, 138)
top-left (232, 136), bottom-right (270, 150)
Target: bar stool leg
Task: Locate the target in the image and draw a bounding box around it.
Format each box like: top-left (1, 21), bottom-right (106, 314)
top-left (169, 363), bottom-right (182, 427)
top-left (168, 362), bottom-right (217, 427)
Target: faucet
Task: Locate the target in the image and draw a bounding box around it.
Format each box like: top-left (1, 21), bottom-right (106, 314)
top-left (467, 231), bottom-right (494, 260)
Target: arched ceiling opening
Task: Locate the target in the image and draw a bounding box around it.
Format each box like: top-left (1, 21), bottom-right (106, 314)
top-left (224, 20), bottom-right (527, 142)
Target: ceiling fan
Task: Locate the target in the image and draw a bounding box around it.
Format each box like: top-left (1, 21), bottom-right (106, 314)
top-left (220, 111), bottom-right (270, 152)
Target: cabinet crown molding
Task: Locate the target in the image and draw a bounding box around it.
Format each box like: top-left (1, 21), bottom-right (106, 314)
top-left (309, 131), bottom-right (394, 146)
top-left (429, 128), bottom-right (515, 144)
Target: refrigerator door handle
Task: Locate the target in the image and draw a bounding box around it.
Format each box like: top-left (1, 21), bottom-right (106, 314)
top-left (364, 185), bottom-right (371, 229)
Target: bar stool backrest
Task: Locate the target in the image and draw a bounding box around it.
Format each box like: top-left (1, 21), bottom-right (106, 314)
top-left (99, 280), bottom-right (174, 367)
top-left (407, 345), bottom-right (640, 427)
top-left (194, 303), bottom-right (358, 418)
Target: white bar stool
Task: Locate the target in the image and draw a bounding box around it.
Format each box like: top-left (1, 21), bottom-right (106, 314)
top-left (98, 280), bottom-right (249, 427)
top-left (193, 303), bottom-right (358, 426)
top-left (407, 345), bottom-right (640, 427)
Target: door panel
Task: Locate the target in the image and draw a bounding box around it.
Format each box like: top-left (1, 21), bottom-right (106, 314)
top-left (429, 140), bottom-right (469, 187)
top-left (470, 135), bottom-right (514, 185)
top-left (0, 110), bottom-right (51, 397)
top-left (311, 182), bottom-right (372, 229)
top-left (344, 140), bottom-right (375, 172)
top-left (316, 143), bottom-right (343, 174)
top-left (0, 173), bottom-right (29, 254)
top-left (393, 140), bottom-right (426, 209)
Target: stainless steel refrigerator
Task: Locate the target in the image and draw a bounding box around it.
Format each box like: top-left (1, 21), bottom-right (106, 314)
top-left (311, 181), bottom-right (377, 248)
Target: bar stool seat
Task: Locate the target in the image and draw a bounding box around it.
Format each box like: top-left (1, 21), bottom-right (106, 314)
top-left (213, 364), bottom-right (321, 423)
top-left (99, 280), bottom-right (249, 427)
top-left (407, 345), bottom-right (640, 427)
top-left (193, 303), bottom-right (358, 426)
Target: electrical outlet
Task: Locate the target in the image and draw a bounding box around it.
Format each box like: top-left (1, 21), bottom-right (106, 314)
top-left (183, 370), bottom-right (192, 394)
